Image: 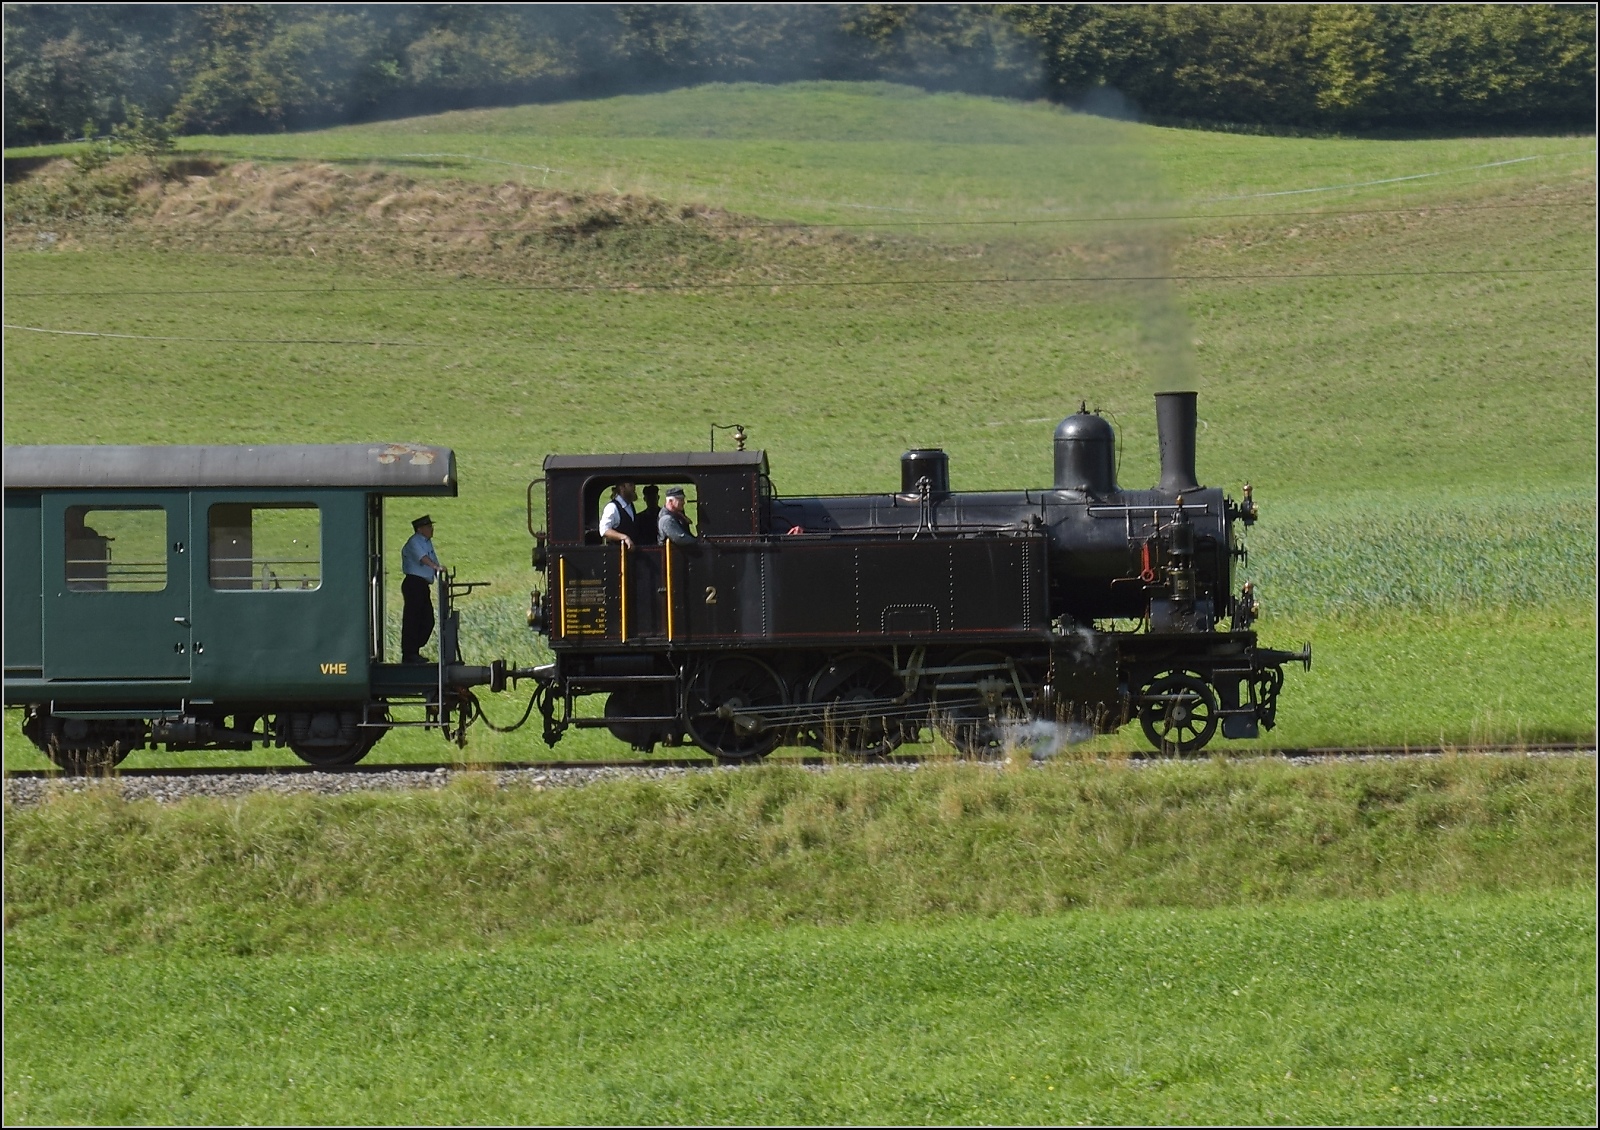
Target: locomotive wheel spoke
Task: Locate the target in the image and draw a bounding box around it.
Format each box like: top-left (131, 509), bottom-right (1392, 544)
top-left (685, 656), bottom-right (787, 762)
top-left (1138, 673), bottom-right (1219, 756)
top-left (807, 652), bottom-right (912, 757)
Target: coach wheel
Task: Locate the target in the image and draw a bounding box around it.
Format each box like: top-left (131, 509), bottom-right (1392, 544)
top-left (1138, 673), bottom-right (1219, 756)
top-left (685, 655), bottom-right (787, 762)
top-left (932, 649), bottom-right (1031, 758)
top-left (284, 708), bottom-right (386, 768)
top-left (807, 652), bottom-right (910, 757)
top-left (26, 713), bottom-right (136, 776)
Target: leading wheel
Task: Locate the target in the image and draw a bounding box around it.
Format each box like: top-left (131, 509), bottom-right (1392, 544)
top-left (685, 656), bottom-right (787, 762)
top-left (807, 652), bottom-right (912, 757)
top-left (1138, 673), bottom-right (1219, 755)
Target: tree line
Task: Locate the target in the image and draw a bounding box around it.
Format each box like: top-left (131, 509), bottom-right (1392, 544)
top-left (5, 3), bottom-right (1594, 145)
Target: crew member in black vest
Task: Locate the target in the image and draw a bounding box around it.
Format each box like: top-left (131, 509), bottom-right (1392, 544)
top-left (634, 484), bottom-right (661, 547)
top-left (600, 481), bottom-right (638, 549)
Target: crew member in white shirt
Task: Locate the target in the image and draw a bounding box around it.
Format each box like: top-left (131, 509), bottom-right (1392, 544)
top-left (401, 514), bottom-right (442, 663)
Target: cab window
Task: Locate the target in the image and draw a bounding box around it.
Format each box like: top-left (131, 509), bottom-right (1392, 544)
top-left (209, 504), bottom-right (321, 591)
top-left (64, 506), bottom-right (167, 592)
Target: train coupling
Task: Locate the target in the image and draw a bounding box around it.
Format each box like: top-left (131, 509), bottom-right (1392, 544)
top-left (506, 662), bottom-right (557, 687)
top-left (445, 662), bottom-right (502, 690)
top-left (1257, 643), bottom-right (1313, 672)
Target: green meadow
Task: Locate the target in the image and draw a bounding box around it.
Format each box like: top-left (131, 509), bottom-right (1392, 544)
top-left (5, 891), bottom-right (1594, 1125)
top-left (5, 758), bottom-right (1597, 1123)
top-left (4, 83), bottom-right (1596, 1124)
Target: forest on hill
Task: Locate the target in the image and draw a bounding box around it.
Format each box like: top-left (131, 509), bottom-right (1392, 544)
top-left (4, 3), bottom-right (1595, 145)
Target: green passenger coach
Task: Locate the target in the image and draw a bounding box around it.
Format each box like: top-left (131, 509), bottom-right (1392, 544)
top-left (3, 443), bottom-right (500, 772)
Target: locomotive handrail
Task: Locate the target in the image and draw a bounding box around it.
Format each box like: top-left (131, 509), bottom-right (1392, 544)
top-left (1086, 502), bottom-right (1211, 515)
top-left (526, 477), bottom-right (546, 538)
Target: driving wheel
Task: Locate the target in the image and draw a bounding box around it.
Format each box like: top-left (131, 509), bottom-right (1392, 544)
top-left (685, 655), bottom-right (787, 762)
top-left (807, 652), bottom-right (912, 757)
top-left (932, 649), bottom-right (1034, 757)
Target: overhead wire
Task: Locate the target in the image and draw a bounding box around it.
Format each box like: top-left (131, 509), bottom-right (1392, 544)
top-left (5, 265), bottom-right (1592, 301)
top-left (1, 324), bottom-right (422, 345)
top-left (4, 198), bottom-right (1593, 238)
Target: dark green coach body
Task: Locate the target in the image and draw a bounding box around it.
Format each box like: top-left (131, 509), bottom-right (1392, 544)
top-left (3, 443), bottom-right (455, 711)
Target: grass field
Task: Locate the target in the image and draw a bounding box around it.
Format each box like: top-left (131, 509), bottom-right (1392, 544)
top-left (6, 890), bottom-right (1593, 1124)
top-left (7, 757), bottom-right (1595, 1122)
top-left (6, 83), bottom-right (1595, 766)
top-left (4, 83), bottom-right (1596, 1124)
top-left (8, 757), bottom-right (1593, 949)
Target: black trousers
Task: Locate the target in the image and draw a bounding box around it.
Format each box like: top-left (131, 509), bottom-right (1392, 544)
top-left (401, 574), bottom-right (435, 660)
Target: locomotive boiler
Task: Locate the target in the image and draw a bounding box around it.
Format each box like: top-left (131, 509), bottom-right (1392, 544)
top-left (527, 391), bottom-right (1310, 758)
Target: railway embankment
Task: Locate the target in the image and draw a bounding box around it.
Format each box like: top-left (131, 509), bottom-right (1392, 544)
top-left (6, 753), bottom-right (1592, 954)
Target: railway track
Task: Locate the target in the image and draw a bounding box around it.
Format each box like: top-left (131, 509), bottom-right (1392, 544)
top-left (5, 742), bottom-right (1594, 781)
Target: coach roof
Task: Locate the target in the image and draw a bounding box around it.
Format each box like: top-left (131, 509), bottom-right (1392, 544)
top-left (3, 443), bottom-right (457, 493)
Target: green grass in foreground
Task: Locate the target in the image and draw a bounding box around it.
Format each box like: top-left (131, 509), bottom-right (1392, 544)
top-left (7, 757), bottom-right (1591, 951)
top-left (5, 890), bottom-right (1594, 1124)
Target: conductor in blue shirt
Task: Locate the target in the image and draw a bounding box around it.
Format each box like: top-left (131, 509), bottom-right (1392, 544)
top-left (401, 515), bottom-right (442, 664)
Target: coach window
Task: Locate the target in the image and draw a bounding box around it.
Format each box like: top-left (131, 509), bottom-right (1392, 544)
top-left (64, 506), bottom-right (167, 592)
top-left (209, 504), bottom-right (322, 591)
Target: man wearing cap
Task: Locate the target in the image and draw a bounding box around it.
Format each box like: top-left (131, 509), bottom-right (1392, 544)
top-left (658, 487), bottom-right (696, 544)
top-left (401, 515), bottom-right (442, 664)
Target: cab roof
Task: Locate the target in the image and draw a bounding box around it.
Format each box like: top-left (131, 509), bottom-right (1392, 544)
top-left (542, 451), bottom-right (767, 473)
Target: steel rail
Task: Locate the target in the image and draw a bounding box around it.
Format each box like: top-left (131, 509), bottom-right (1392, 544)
top-left (4, 743), bottom-right (1593, 780)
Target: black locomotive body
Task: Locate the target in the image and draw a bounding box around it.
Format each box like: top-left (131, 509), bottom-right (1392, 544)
top-left (528, 392), bottom-right (1309, 759)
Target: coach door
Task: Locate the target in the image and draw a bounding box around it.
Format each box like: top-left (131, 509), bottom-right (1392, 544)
top-left (41, 492), bottom-right (193, 680)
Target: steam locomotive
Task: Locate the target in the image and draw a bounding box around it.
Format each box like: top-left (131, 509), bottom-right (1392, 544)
top-left (527, 390), bottom-right (1309, 759)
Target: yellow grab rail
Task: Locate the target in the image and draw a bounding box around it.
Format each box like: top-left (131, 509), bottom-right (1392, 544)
top-left (556, 555), bottom-right (566, 640)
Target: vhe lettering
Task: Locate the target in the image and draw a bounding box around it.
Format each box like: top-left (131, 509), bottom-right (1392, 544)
top-left (319, 662), bottom-right (349, 675)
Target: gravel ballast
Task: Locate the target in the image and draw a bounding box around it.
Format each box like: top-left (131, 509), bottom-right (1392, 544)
top-left (4, 749), bottom-right (1590, 807)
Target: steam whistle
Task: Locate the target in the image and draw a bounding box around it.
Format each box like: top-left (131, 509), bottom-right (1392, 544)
top-left (1241, 482), bottom-right (1258, 525)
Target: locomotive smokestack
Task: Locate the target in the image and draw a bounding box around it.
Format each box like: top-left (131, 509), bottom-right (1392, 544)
top-left (1155, 390), bottom-right (1201, 494)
